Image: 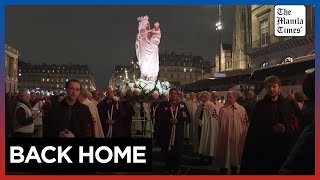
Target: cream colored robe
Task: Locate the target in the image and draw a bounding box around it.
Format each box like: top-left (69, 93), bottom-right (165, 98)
top-left (82, 98), bottom-right (104, 138)
top-left (185, 99), bottom-right (198, 140)
top-left (216, 102), bottom-right (249, 169)
top-left (192, 101), bottom-right (203, 153)
top-left (198, 101), bottom-right (219, 157)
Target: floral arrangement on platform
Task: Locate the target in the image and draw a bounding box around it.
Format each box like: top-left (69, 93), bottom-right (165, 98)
top-left (118, 78), bottom-right (171, 103)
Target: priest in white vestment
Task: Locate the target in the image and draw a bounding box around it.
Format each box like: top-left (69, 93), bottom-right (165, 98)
top-left (211, 91), bottom-right (223, 116)
top-left (79, 89), bottom-right (105, 138)
top-left (216, 91), bottom-right (249, 174)
top-left (192, 93), bottom-right (204, 154)
top-left (185, 92), bottom-right (198, 145)
top-left (197, 91), bottom-right (219, 163)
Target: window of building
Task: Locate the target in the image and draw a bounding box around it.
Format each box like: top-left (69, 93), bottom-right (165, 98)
top-left (47, 79), bottom-right (49, 82)
top-left (85, 79), bottom-right (88, 82)
top-left (260, 19), bottom-right (269, 47)
top-left (66, 78), bottom-right (69, 82)
top-left (242, 9), bottom-right (246, 31)
top-left (190, 68), bottom-right (192, 72)
top-left (171, 74), bottom-right (173, 78)
top-left (183, 63), bottom-right (186, 66)
top-left (53, 70), bottom-right (55, 73)
top-left (177, 73), bottom-right (180, 78)
top-left (184, 68), bottom-right (187, 72)
top-left (57, 84), bottom-right (59, 88)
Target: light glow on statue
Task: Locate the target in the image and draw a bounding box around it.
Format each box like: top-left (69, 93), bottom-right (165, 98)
top-left (135, 15), bottom-right (161, 82)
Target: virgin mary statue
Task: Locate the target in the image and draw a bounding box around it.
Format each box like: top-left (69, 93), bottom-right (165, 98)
top-left (135, 15), bottom-right (161, 82)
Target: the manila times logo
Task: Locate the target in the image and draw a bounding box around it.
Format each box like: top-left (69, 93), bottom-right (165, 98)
top-left (275, 5), bottom-right (306, 37)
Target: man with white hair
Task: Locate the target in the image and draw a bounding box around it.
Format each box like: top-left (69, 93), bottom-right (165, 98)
top-left (196, 91), bottom-right (219, 164)
top-left (13, 88), bottom-right (36, 137)
top-left (216, 91), bottom-right (249, 174)
top-left (79, 89), bottom-right (104, 138)
top-left (211, 91), bottom-right (223, 116)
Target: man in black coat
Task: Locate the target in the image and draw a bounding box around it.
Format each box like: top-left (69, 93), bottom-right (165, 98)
top-left (47, 79), bottom-right (93, 137)
top-left (156, 88), bottom-right (191, 174)
top-left (97, 87), bottom-right (123, 138)
top-left (279, 71), bottom-right (315, 174)
top-left (240, 76), bottom-right (294, 174)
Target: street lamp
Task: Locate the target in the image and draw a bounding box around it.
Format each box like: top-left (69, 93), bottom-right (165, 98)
top-left (216, 5), bottom-right (223, 73)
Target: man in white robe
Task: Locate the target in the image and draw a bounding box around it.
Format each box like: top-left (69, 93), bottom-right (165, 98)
top-left (192, 92), bottom-right (203, 154)
top-left (197, 91), bottom-right (219, 164)
top-left (186, 92), bottom-right (198, 145)
top-left (79, 89), bottom-right (105, 138)
top-left (211, 91), bottom-right (223, 116)
top-left (216, 91), bottom-right (249, 174)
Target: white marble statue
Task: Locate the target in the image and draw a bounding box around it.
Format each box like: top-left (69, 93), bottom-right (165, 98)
top-left (135, 15), bottom-right (161, 82)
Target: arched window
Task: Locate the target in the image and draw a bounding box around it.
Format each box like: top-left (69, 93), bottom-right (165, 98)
top-left (242, 9), bottom-right (246, 31)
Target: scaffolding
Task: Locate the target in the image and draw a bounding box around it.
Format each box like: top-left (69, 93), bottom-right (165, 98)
top-left (131, 110), bottom-right (154, 139)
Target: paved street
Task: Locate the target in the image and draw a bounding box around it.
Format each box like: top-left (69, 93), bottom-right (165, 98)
top-left (151, 144), bottom-right (220, 175)
top-left (104, 143), bottom-right (221, 175)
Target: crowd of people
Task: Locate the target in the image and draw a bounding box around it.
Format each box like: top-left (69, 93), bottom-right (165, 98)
top-left (5, 73), bottom-right (314, 175)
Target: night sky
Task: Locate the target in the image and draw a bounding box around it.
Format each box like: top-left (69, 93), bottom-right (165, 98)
top-left (6, 6), bottom-right (235, 89)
